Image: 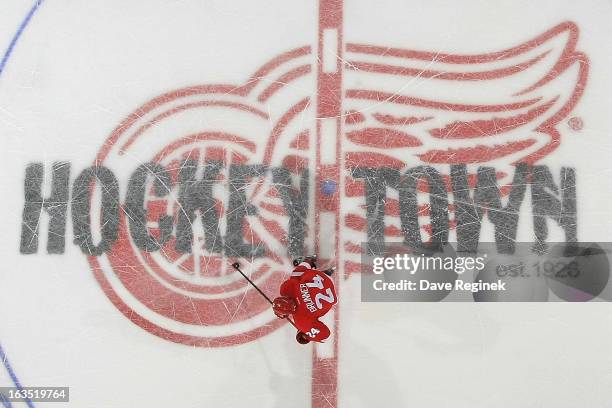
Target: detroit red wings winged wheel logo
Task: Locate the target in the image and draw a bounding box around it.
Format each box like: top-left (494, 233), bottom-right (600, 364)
top-left (89, 22), bottom-right (587, 346)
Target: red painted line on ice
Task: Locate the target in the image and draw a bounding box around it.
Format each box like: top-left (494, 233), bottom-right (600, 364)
top-left (313, 1), bottom-right (342, 407)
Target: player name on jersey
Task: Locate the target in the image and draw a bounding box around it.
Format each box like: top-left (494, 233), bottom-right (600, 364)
top-left (300, 283), bottom-right (318, 313)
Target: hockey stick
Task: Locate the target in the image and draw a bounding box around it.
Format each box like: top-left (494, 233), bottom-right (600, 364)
top-left (231, 262), bottom-right (300, 330)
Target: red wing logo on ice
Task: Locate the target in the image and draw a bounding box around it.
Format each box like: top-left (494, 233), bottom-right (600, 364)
top-left (88, 21), bottom-right (587, 348)
top-left (342, 21), bottom-right (587, 274)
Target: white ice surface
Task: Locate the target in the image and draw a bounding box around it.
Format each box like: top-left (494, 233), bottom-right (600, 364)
top-left (1, 1), bottom-right (612, 407)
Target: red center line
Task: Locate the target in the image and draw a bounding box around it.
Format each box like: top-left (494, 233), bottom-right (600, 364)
top-left (313, 1), bottom-right (343, 407)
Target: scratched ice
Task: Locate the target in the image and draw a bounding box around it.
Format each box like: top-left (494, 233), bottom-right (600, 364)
top-left (1, 1), bottom-right (612, 407)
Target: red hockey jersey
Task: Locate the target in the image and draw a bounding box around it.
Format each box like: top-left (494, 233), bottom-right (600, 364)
top-left (279, 264), bottom-right (337, 342)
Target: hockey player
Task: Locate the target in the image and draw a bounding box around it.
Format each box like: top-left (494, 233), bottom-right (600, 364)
top-left (272, 256), bottom-right (337, 344)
